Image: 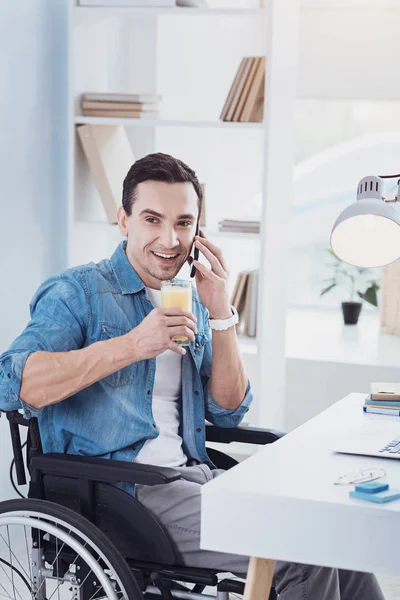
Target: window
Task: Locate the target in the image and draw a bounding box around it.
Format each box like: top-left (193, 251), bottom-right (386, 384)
top-left (290, 99), bottom-right (400, 308)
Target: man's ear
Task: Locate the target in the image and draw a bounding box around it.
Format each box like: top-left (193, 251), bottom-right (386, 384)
top-left (117, 206), bottom-right (128, 237)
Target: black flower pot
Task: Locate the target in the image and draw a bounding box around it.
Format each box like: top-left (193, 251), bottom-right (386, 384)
top-left (341, 301), bottom-right (362, 325)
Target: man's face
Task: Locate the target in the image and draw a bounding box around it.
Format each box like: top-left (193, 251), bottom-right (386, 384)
top-left (118, 180), bottom-right (198, 289)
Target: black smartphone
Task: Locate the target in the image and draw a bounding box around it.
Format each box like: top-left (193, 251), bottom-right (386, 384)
top-left (190, 222), bottom-right (200, 278)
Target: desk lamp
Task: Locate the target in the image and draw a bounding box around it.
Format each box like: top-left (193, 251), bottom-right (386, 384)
top-left (330, 174), bottom-right (400, 268)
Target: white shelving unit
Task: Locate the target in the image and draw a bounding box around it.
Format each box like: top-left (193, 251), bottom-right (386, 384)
top-left (74, 116), bottom-right (265, 129)
top-left (68, 0), bottom-right (300, 428)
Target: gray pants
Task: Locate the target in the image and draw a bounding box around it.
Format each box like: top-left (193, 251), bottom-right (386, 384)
top-left (136, 464), bottom-right (386, 600)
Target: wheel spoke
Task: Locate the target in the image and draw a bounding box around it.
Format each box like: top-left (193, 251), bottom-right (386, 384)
top-left (0, 562), bottom-right (25, 600)
top-left (23, 526), bottom-right (31, 582)
top-left (0, 531), bottom-right (30, 582)
top-left (6, 527), bottom-right (15, 600)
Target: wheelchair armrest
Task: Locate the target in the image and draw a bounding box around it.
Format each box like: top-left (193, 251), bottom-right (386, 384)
top-left (30, 453), bottom-right (182, 486)
top-left (205, 424), bottom-right (285, 445)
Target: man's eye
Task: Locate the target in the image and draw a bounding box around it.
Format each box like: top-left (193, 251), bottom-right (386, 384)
top-left (177, 221), bottom-right (192, 227)
top-left (146, 218), bottom-right (158, 224)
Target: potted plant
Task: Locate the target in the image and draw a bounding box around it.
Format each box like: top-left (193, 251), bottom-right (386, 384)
top-left (320, 250), bottom-right (380, 325)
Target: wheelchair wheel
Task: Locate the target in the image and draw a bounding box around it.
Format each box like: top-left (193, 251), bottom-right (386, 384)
top-left (0, 498), bottom-right (142, 600)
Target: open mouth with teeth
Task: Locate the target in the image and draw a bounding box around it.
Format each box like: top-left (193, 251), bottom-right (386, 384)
top-left (151, 251), bottom-right (180, 265)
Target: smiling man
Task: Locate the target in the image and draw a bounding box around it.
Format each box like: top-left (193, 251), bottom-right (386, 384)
top-left (0, 153), bottom-right (385, 600)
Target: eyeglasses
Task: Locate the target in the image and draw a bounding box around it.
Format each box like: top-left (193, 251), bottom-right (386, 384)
top-left (334, 467), bottom-right (386, 486)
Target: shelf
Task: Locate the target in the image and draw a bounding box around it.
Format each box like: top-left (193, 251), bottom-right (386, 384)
top-left (205, 229), bottom-right (260, 240)
top-left (74, 6), bottom-right (268, 18)
top-left (75, 116), bottom-right (264, 129)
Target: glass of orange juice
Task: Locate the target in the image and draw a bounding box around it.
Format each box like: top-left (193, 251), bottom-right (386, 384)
top-left (161, 280), bottom-right (193, 346)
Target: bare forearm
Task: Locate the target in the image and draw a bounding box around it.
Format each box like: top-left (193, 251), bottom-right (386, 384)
top-left (209, 326), bottom-right (248, 410)
top-left (20, 335), bottom-right (135, 410)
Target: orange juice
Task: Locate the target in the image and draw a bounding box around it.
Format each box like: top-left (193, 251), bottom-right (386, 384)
top-left (161, 281), bottom-right (192, 346)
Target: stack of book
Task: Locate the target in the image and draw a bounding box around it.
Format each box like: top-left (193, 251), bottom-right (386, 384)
top-left (220, 56), bottom-right (265, 123)
top-left (363, 383), bottom-right (400, 416)
top-left (219, 219), bottom-right (260, 234)
top-left (231, 269), bottom-right (259, 338)
top-left (81, 93), bottom-right (161, 119)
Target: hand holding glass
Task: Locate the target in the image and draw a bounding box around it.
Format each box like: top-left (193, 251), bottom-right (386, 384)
top-left (161, 280), bottom-right (193, 346)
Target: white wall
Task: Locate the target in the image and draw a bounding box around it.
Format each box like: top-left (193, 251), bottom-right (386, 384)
top-left (0, 0), bottom-right (68, 501)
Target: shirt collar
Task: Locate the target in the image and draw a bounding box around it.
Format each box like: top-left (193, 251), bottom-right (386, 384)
top-left (110, 241), bottom-right (145, 295)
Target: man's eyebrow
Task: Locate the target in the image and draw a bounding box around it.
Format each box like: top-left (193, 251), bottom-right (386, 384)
top-left (139, 209), bottom-right (196, 221)
top-left (139, 209), bottom-right (164, 218)
top-left (177, 213), bottom-right (197, 221)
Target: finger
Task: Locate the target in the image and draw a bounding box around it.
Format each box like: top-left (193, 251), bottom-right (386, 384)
top-left (193, 260), bottom-right (221, 283)
top-left (195, 235), bottom-right (228, 273)
top-left (194, 239), bottom-right (226, 277)
top-left (169, 326), bottom-right (196, 342)
top-left (167, 340), bottom-right (186, 355)
top-left (165, 316), bottom-right (197, 333)
top-left (161, 308), bottom-right (197, 322)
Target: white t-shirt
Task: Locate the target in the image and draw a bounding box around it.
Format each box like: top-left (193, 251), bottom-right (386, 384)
top-left (135, 287), bottom-right (188, 467)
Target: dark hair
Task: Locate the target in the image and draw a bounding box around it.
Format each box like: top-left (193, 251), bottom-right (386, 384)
top-left (122, 152), bottom-right (203, 218)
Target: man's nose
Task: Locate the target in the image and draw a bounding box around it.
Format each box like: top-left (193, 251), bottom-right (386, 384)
top-left (160, 227), bottom-right (179, 249)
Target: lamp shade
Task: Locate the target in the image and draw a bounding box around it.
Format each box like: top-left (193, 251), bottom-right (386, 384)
top-left (330, 197), bottom-right (400, 268)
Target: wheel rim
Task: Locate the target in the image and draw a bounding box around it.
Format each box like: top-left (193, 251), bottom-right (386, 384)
top-left (0, 510), bottom-right (132, 600)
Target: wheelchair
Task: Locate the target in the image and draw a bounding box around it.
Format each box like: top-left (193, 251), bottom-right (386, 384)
top-left (0, 409), bottom-right (283, 599)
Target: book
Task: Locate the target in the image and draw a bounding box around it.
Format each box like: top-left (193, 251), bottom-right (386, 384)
top-left (233, 57), bottom-right (260, 122)
top-left (241, 56), bottom-right (265, 123)
top-left (220, 58), bottom-right (246, 121)
top-left (247, 269), bottom-right (258, 338)
top-left (81, 110), bottom-right (159, 119)
top-left (370, 382), bottom-right (400, 401)
top-left (365, 398), bottom-right (400, 408)
top-left (77, 125), bottom-right (135, 224)
top-left (82, 101), bottom-right (159, 111)
top-left (78, 0), bottom-right (175, 6)
top-left (242, 272), bottom-right (252, 336)
top-left (363, 406), bottom-right (400, 417)
top-left (83, 93), bottom-right (162, 104)
top-left (225, 57), bottom-right (253, 122)
top-left (232, 271), bottom-right (250, 319)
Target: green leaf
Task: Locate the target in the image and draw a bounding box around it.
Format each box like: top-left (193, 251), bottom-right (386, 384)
top-left (320, 283), bottom-right (337, 297)
top-left (357, 285), bottom-right (378, 307)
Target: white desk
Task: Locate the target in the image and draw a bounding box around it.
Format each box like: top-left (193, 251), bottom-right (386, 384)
top-left (201, 393), bottom-right (400, 598)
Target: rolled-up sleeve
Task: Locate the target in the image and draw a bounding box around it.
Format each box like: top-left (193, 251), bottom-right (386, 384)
top-left (0, 272), bottom-right (89, 418)
top-left (200, 320), bottom-right (253, 428)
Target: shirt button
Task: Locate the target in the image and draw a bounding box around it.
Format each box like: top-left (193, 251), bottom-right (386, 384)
top-left (152, 423), bottom-right (156, 428)
top-left (147, 390), bottom-right (151, 395)
top-left (195, 343), bottom-right (200, 349)
top-left (194, 390), bottom-right (199, 396)
top-left (7, 373), bottom-right (11, 379)
top-left (25, 410), bottom-right (31, 418)
top-left (196, 427), bottom-right (202, 433)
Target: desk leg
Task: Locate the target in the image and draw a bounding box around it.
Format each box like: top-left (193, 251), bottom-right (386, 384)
top-left (243, 557), bottom-right (276, 600)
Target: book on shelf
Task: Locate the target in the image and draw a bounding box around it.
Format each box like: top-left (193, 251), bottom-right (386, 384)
top-left (231, 269), bottom-right (259, 338)
top-left (220, 56), bottom-right (265, 123)
top-left (77, 124), bottom-right (135, 224)
top-left (82, 109), bottom-right (159, 119)
top-left (82, 101), bottom-right (159, 111)
top-left (81, 94), bottom-right (160, 118)
top-left (77, 0), bottom-right (205, 5)
top-left (78, 1), bottom-right (176, 7)
top-left (219, 219), bottom-right (260, 234)
top-left (82, 93), bottom-right (162, 104)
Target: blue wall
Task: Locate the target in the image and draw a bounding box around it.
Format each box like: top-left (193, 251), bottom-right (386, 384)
top-left (0, 0), bottom-right (68, 347)
top-left (0, 0), bottom-right (68, 500)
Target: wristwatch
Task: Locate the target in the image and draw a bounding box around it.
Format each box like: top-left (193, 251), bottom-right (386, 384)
top-left (209, 305), bottom-right (239, 331)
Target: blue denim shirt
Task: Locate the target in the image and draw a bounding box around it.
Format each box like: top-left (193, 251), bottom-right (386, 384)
top-left (0, 241), bottom-right (252, 467)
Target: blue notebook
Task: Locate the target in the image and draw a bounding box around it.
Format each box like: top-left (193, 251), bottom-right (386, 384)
top-left (365, 397), bottom-right (400, 408)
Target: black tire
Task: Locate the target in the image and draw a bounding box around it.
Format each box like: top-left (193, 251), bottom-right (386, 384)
top-left (0, 498), bottom-right (142, 600)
